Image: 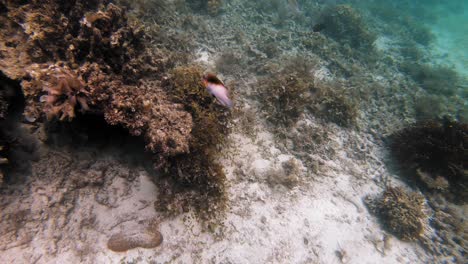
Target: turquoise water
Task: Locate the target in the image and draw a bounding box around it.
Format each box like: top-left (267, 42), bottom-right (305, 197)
top-left (430, 2), bottom-right (468, 77)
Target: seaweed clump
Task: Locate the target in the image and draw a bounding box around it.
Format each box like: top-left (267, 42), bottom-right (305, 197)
top-left (156, 65), bottom-right (230, 220)
top-left (389, 119), bottom-right (467, 202)
top-left (319, 5), bottom-right (376, 52)
top-left (366, 187), bottom-right (426, 241)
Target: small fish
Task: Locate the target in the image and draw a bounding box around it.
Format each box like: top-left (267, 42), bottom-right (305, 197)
top-left (202, 73), bottom-right (233, 108)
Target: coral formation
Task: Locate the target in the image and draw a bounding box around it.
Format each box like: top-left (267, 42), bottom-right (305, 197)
top-left (319, 5), bottom-right (376, 52)
top-left (366, 187), bottom-right (426, 241)
top-left (35, 65), bottom-right (89, 121)
top-left (156, 65), bottom-right (229, 219)
top-left (389, 119), bottom-right (467, 202)
top-left (0, 0), bottom-right (194, 167)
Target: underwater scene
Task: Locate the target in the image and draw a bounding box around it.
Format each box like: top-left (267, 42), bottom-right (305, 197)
top-left (0, 0), bottom-right (466, 263)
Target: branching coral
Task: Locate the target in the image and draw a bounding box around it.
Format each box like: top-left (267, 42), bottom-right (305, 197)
top-left (389, 119), bottom-right (467, 202)
top-left (365, 187), bottom-right (426, 241)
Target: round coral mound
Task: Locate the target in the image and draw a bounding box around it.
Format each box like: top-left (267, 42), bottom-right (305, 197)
top-left (366, 187), bottom-right (426, 241)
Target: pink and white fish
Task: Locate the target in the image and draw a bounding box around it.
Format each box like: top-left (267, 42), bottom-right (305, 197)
top-left (202, 73), bottom-right (233, 108)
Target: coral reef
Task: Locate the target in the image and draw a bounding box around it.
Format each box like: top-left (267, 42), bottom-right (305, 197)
top-left (0, 0), bottom-right (194, 167)
top-left (366, 187), bottom-right (426, 241)
top-left (389, 119), bottom-right (468, 202)
top-left (156, 65), bottom-right (230, 219)
top-left (319, 5), bottom-right (376, 52)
